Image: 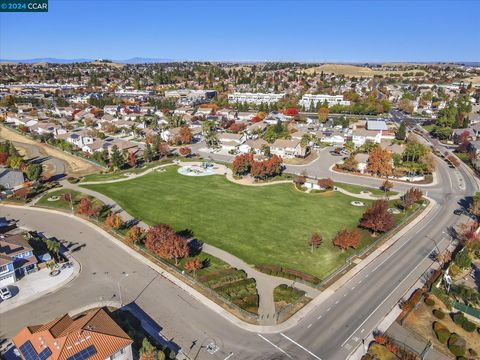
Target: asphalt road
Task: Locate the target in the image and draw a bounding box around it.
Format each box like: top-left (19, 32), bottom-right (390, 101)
top-left (0, 133), bottom-right (476, 360)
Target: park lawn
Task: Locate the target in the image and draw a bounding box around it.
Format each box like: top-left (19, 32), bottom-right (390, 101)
top-left (335, 182), bottom-right (397, 197)
top-left (80, 159), bottom-right (173, 183)
top-left (35, 189), bottom-right (104, 211)
top-left (84, 166), bottom-right (385, 278)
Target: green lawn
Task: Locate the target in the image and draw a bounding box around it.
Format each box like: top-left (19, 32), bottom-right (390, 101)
top-left (335, 182), bottom-right (397, 197)
top-left (80, 159), bottom-right (173, 183)
top-left (36, 189), bottom-right (105, 212)
top-left (83, 166), bottom-right (405, 278)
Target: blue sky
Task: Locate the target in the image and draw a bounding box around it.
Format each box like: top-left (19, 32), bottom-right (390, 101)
top-left (1, 0), bottom-right (479, 62)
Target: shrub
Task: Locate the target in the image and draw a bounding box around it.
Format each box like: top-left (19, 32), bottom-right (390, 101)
top-left (469, 348), bottom-right (478, 356)
top-left (433, 309), bottom-right (445, 319)
top-left (424, 297), bottom-right (435, 306)
top-left (447, 333), bottom-right (466, 357)
top-left (433, 322), bottom-right (450, 344)
top-left (453, 312), bottom-right (466, 326)
top-left (461, 319), bottom-right (476, 332)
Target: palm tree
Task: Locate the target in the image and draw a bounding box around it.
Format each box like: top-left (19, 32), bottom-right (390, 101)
top-left (46, 239), bottom-right (61, 259)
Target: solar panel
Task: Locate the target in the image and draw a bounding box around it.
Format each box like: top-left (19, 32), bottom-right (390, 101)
top-left (39, 347), bottom-right (52, 360)
top-left (66, 345), bottom-right (97, 360)
top-left (19, 341), bottom-right (38, 360)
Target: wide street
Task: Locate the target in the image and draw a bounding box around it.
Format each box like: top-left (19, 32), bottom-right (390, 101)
top-left (0, 133), bottom-right (476, 360)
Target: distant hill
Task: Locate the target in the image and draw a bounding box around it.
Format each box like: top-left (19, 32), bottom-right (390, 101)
top-left (304, 64), bottom-right (374, 77)
top-left (0, 57), bottom-right (175, 64)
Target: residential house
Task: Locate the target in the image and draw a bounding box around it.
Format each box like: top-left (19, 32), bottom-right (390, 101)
top-left (264, 112), bottom-right (288, 125)
top-left (66, 132), bottom-right (94, 148)
top-left (238, 138), bottom-right (268, 155)
top-left (6, 114), bottom-right (38, 128)
top-left (0, 233), bottom-right (38, 286)
top-left (195, 107), bottom-right (212, 117)
top-left (468, 140), bottom-right (480, 159)
top-left (270, 138), bottom-right (306, 158)
top-left (12, 307), bottom-right (134, 360)
top-left (218, 133), bottom-right (246, 152)
top-left (160, 127), bottom-right (182, 143)
top-left (452, 128), bottom-right (475, 144)
top-left (236, 112), bottom-right (255, 122)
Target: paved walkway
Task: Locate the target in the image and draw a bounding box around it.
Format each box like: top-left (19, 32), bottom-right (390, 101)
top-left (59, 179), bottom-right (320, 325)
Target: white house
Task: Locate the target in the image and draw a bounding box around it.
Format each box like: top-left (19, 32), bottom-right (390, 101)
top-left (66, 132), bottom-right (94, 148)
top-left (218, 133), bottom-right (246, 152)
top-left (264, 112), bottom-right (289, 125)
top-left (270, 138), bottom-right (305, 158)
top-left (238, 138), bottom-right (268, 155)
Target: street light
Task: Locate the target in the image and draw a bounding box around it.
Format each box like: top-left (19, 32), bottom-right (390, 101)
top-left (117, 273), bottom-right (129, 306)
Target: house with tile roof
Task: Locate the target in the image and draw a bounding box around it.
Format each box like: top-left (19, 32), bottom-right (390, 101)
top-left (0, 233), bottom-right (37, 286)
top-left (13, 308), bottom-right (133, 360)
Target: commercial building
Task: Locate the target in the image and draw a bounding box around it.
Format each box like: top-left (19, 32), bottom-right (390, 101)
top-left (164, 89), bottom-right (216, 105)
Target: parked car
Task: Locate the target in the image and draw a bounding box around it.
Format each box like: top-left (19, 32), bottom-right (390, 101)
top-left (453, 209), bottom-right (464, 215)
top-left (0, 287), bottom-right (12, 300)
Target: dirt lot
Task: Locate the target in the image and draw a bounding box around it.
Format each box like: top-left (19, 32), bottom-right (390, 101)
top-left (403, 294), bottom-right (480, 357)
top-left (0, 126), bottom-right (101, 176)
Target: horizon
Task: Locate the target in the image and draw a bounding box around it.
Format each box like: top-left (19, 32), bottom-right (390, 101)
top-left (0, 0), bottom-right (479, 62)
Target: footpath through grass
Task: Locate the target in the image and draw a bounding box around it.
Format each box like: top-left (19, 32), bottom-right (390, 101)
top-left (84, 166), bottom-right (403, 279)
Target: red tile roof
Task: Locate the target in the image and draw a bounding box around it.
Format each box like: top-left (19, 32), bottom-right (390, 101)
top-left (13, 308), bottom-right (133, 360)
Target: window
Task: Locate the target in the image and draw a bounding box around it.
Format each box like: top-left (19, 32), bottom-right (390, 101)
top-left (0, 265), bottom-right (9, 274)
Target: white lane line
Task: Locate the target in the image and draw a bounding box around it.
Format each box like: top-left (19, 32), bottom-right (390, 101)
top-left (307, 323), bottom-right (312, 328)
top-left (344, 293), bottom-right (347, 297)
top-left (359, 280), bottom-right (362, 284)
top-left (327, 307), bottom-right (331, 312)
top-left (351, 286), bottom-right (356, 290)
top-left (257, 334), bottom-right (293, 359)
top-left (224, 353), bottom-right (234, 360)
top-left (317, 315), bottom-right (322, 320)
top-left (280, 333), bottom-right (322, 360)
top-left (335, 300), bottom-right (339, 304)
top-left (340, 251), bottom-right (434, 347)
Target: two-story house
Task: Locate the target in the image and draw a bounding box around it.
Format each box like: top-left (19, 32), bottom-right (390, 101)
top-left (0, 233), bottom-right (38, 286)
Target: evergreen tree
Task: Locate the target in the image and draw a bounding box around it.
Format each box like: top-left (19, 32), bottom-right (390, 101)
top-left (110, 145), bottom-right (124, 170)
top-left (395, 121), bottom-right (407, 140)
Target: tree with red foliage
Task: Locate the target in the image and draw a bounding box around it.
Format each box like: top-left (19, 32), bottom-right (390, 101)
top-left (399, 188), bottom-right (423, 209)
top-left (309, 232), bottom-right (322, 253)
top-left (157, 235), bottom-right (189, 265)
top-left (332, 229), bottom-right (361, 250)
top-left (251, 116), bottom-right (262, 123)
top-left (127, 152), bottom-right (136, 168)
top-left (184, 258), bottom-right (203, 276)
top-left (145, 224), bottom-right (177, 253)
top-left (158, 142), bottom-right (170, 158)
top-left (360, 200), bottom-right (394, 234)
top-left (0, 152), bottom-right (8, 165)
top-left (228, 122), bottom-right (246, 133)
top-left (264, 155), bottom-right (282, 177)
top-left (178, 147), bottom-right (192, 157)
top-left (458, 130), bottom-right (472, 144)
top-left (283, 108), bottom-right (299, 117)
top-left (178, 126), bottom-right (192, 144)
top-left (76, 197), bottom-right (100, 217)
top-left (232, 153), bottom-right (254, 176)
top-left (317, 178), bottom-right (334, 190)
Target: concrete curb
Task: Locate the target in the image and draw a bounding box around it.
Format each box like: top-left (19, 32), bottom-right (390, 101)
top-left (329, 164), bottom-right (439, 187)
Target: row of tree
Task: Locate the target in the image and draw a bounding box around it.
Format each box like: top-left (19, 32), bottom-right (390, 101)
top-left (232, 153), bottom-right (283, 180)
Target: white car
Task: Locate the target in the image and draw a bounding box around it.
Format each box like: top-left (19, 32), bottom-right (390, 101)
top-left (0, 287), bottom-right (12, 300)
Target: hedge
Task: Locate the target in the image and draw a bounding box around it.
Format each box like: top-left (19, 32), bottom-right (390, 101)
top-left (453, 312), bottom-right (466, 326)
top-left (424, 297), bottom-right (435, 306)
top-left (447, 333), bottom-right (466, 357)
top-left (461, 319), bottom-right (476, 332)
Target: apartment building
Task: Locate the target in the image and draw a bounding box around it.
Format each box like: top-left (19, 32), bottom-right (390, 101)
top-left (299, 94), bottom-right (350, 110)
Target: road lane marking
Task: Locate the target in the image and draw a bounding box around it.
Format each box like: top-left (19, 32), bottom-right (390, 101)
top-left (317, 315), bottom-right (322, 320)
top-left (327, 307), bottom-right (331, 312)
top-left (340, 251), bottom-right (435, 347)
top-left (351, 286), bottom-right (355, 290)
top-left (280, 333), bottom-right (322, 360)
top-left (257, 334), bottom-right (293, 359)
top-left (224, 353), bottom-right (234, 360)
top-left (335, 300), bottom-right (339, 304)
top-left (307, 323), bottom-right (312, 328)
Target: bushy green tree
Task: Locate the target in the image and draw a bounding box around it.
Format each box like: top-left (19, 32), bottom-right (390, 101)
top-left (26, 163), bottom-right (42, 181)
